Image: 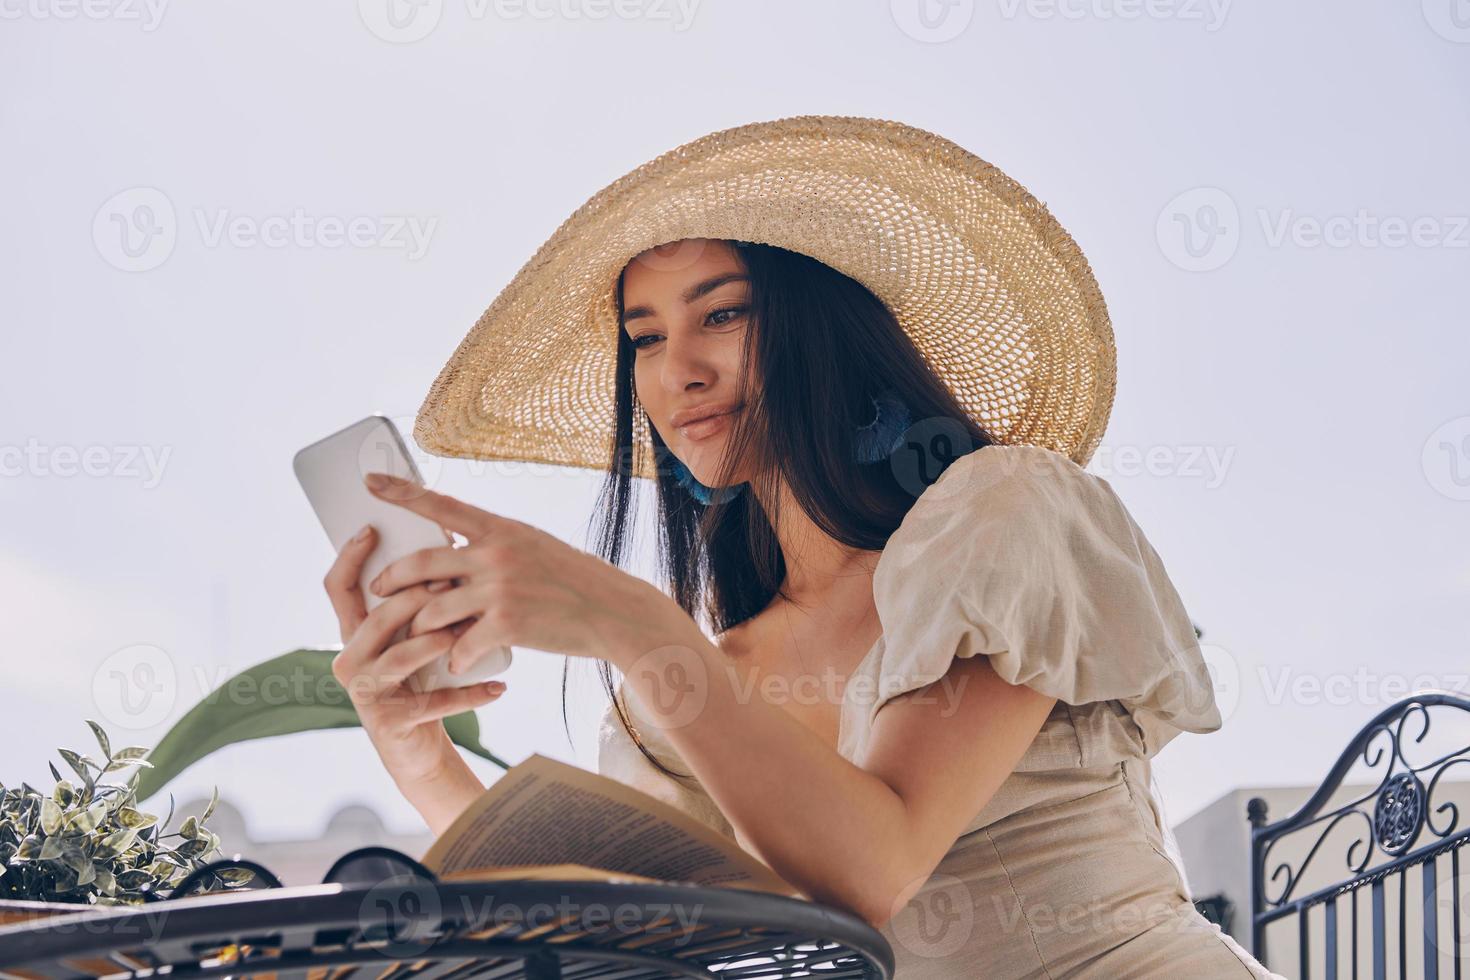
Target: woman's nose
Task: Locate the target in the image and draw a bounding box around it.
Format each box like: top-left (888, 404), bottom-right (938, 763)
top-left (658, 333), bottom-right (719, 395)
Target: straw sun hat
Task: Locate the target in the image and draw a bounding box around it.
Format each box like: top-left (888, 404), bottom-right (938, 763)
top-left (412, 114), bottom-right (1116, 477)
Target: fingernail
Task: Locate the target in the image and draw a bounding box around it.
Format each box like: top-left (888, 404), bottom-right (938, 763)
top-left (353, 525), bottom-right (372, 542)
top-left (427, 580), bottom-right (452, 593)
top-left (487, 681), bottom-right (506, 692)
top-left (447, 657), bottom-right (461, 675)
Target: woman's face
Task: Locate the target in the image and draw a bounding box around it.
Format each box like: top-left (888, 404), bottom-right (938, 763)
top-left (620, 238), bottom-right (755, 486)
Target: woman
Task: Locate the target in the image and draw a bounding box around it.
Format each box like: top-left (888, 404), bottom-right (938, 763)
top-left (322, 117), bottom-right (1281, 978)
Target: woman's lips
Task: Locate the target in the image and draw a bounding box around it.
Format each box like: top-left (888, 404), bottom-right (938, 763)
top-left (678, 409), bottom-right (738, 441)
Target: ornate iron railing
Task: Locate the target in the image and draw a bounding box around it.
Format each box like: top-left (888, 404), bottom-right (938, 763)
top-left (1249, 691), bottom-right (1470, 978)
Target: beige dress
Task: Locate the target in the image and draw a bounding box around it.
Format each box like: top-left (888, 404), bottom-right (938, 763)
top-left (597, 444), bottom-right (1284, 979)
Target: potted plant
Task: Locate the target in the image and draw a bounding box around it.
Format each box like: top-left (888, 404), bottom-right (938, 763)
top-left (0, 721), bottom-right (244, 925)
top-left (1, 647), bottom-right (507, 928)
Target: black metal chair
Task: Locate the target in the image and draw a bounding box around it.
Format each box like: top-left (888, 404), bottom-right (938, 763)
top-left (1248, 690), bottom-right (1470, 978)
top-left (0, 847), bottom-right (894, 979)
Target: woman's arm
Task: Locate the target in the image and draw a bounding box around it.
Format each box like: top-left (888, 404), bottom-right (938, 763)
top-left (390, 733), bottom-right (489, 837)
top-left (601, 615), bottom-right (1055, 929)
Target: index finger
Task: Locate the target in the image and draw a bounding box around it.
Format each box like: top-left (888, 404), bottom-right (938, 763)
top-left (364, 474), bottom-right (499, 538)
top-left (324, 525), bottom-right (376, 642)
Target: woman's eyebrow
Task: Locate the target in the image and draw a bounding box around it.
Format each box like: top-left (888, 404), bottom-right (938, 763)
top-left (621, 273), bottom-right (750, 327)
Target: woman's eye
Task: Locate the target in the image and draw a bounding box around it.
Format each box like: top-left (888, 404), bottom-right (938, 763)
top-left (707, 305), bottom-right (747, 326)
top-left (630, 307), bottom-right (745, 350)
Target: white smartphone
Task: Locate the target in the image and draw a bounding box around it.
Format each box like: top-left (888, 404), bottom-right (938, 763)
top-left (292, 414), bottom-right (512, 691)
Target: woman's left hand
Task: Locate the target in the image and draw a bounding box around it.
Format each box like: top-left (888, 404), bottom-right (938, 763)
top-left (362, 472), bottom-right (689, 673)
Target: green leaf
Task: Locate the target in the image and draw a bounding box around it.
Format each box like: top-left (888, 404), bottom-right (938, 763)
top-left (114, 869), bottom-right (152, 890)
top-left (104, 747), bottom-right (152, 774)
top-left (39, 836), bottom-right (63, 861)
top-left (65, 800), bottom-right (108, 835)
top-left (94, 866), bottom-right (116, 897)
top-left (116, 808), bottom-right (158, 831)
top-left (86, 720), bottom-right (112, 762)
top-left (175, 838), bottom-right (209, 859)
top-left (59, 843), bottom-right (90, 874)
top-left (201, 786), bottom-right (219, 824)
top-left (133, 648), bottom-right (509, 801)
top-left (216, 867), bottom-right (255, 885)
top-left (178, 815), bottom-right (198, 841)
top-left (102, 757), bottom-right (154, 774)
top-left (58, 749), bottom-right (93, 785)
top-left (53, 780), bottom-right (76, 808)
top-left (94, 828), bottom-right (138, 861)
top-left (39, 798), bottom-right (62, 836)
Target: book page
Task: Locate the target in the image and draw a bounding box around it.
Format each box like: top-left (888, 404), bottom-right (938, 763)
top-left (420, 754), bottom-right (804, 899)
top-left (440, 863), bottom-right (664, 886)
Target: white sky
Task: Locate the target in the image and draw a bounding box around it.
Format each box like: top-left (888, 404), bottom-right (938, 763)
top-left (2, 0), bottom-right (1467, 844)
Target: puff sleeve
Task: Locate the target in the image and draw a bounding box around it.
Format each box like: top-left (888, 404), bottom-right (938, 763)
top-left (864, 444), bottom-right (1222, 758)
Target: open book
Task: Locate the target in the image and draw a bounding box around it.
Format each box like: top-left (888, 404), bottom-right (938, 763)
top-left (421, 753), bottom-right (805, 900)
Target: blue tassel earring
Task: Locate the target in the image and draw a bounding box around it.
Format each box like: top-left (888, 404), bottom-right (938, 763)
top-left (668, 455), bottom-right (745, 505)
top-left (668, 387), bottom-right (912, 505)
top-left (853, 387), bottom-right (911, 464)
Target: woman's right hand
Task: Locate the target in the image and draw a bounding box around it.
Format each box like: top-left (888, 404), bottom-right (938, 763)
top-left (322, 524), bottom-right (507, 789)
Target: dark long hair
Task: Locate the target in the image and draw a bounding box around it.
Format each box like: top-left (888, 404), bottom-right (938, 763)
top-left (561, 240), bottom-right (996, 780)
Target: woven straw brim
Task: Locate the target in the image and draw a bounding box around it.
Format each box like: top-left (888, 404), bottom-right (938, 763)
top-left (414, 114), bottom-right (1116, 477)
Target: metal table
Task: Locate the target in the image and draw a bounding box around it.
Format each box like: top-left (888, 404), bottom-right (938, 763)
top-left (0, 877), bottom-right (894, 979)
